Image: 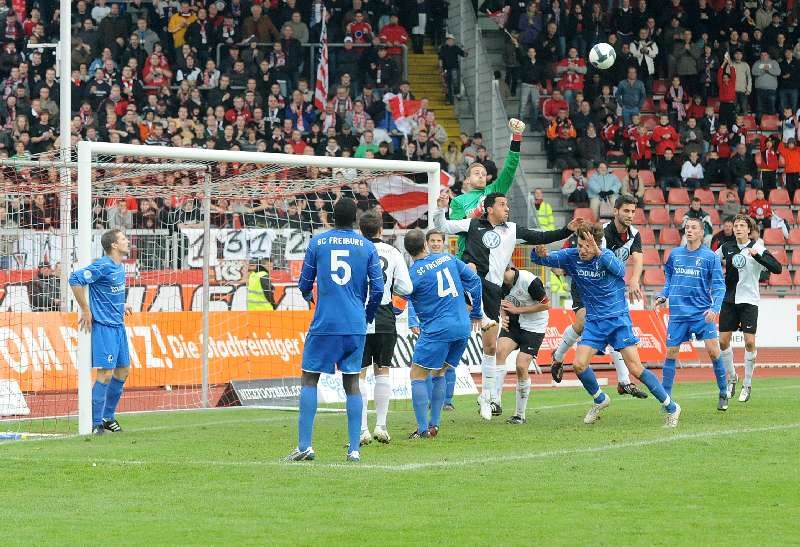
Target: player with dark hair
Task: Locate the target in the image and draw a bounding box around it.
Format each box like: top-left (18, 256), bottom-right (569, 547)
top-left (435, 191), bottom-right (581, 420)
top-left (532, 224), bottom-right (682, 427)
top-left (716, 214), bottom-right (782, 402)
top-left (284, 198), bottom-right (384, 462)
top-left (356, 210), bottom-right (412, 445)
top-left (550, 194), bottom-right (648, 398)
top-left (403, 229), bottom-right (482, 438)
top-left (69, 229), bottom-right (133, 435)
top-left (655, 217), bottom-right (727, 410)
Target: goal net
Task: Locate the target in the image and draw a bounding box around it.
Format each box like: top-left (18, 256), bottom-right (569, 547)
top-left (0, 143), bottom-right (440, 436)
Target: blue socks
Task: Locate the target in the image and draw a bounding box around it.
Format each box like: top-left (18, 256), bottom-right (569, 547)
top-left (639, 368), bottom-right (677, 413)
top-left (712, 357), bottom-right (727, 397)
top-left (102, 377), bottom-right (126, 422)
top-left (429, 376), bottom-right (446, 428)
top-left (444, 366), bottom-right (456, 404)
top-left (298, 386), bottom-right (318, 451)
top-left (425, 375), bottom-right (433, 401)
top-left (411, 378), bottom-right (430, 433)
top-left (91, 380), bottom-right (109, 427)
top-left (345, 393), bottom-right (362, 454)
top-left (576, 368), bottom-right (606, 403)
top-left (662, 358), bottom-right (677, 396)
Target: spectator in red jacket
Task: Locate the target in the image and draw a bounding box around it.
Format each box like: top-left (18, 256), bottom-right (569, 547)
top-left (758, 137), bottom-right (780, 195)
top-left (630, 124), bottom-right (652, 169)
top-left (652, 114), bottom-right (679, 165)
top-left (748, 189), bottom-right (772, 232)
top-left (378, 14), bottom-right (408, 58)
top-left (717, 55), bottom-right (737, 128)
top-left (347, 11), bottom-right (373, 46)
top-left (542, 89), bottom-right (569, 124)
top-left (555, 47), bottom-right (587, 105)
top-left (711, 124), bottom-right (732, 158)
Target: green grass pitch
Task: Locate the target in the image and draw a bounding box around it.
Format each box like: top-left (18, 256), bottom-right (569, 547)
top-left (2, 377), bottom-right (800, 545)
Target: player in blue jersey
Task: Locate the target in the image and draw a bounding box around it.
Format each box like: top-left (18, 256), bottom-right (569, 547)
top-left (403, 229), bottom-right (482, 438)
top-left (284, 198), bottom-right (384, 463)
top-left (68, 229), bottom-right (132, 436)
top-left (654, 217), bottom-right (727, 410)
top-left (531, 224), bottom-right (682, 427)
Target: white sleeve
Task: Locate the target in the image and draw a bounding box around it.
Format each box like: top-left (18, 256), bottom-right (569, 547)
top-left (433, 207), bottom-right (472, 234)
top-left (390, 247), bottom-right (414, 296)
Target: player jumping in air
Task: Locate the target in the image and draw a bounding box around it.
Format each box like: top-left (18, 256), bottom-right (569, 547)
top-left (655, 217), bottom-right (727, 410)
top-left (532, 224), bottom-right (682, 427)
top-left (69, 229), bottom-right (133, 436)
top-left (357, 211), bottom-right (413, 445)
top-left (550, 195), bottom-right (648, 398)
top-left (435, 192), bottom-right (581, 420)
top-left (403, 229), bottom-right (482, 438)
top-left (497, 265), bottom-right (549, 424)
top-left (284, 198), bottom-right (384, 462)
top-left (716, 215), bottom-right (782, 403)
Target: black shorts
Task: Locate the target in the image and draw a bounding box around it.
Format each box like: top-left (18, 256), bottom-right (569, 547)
top-left (719, 302), bottom-right (759, 334)
top-left (499, 322), bottom-right (546, 357)
top-left (570, 283), bottom-right (584, 312)
top-left (362, 332), bottom-right (398, 368)
top-left (481, 278), bottom-right (502, 322)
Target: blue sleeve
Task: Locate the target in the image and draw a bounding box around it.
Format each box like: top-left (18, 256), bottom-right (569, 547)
top-left (598, 249), bottom-right (625, 279)
top-left (530, 248), bottom-right (571, 270)
top-left (298, 239), bottom-right (317, 297)
top-left (456, 258), bottom-right (483, 320)
top-left (365, 247), bottom-right (385, 324)
top-left (407, 300), bottom-right (419, 329)
top-left (661, 252), bottom-right (673, 299)
top-left (68, 260), bottom-right (107, 286)
top-left (709, 253), bottom-right (725, 314)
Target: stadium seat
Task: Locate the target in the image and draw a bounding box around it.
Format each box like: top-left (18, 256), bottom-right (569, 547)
top-left (773, 207), bottom-right (794, 225)
top-left (652, 79), bottom-right (668, 98)
top-left (662, 247), bottom-right (672, 263)
top-left (642, 98), bottom-right (657, 113)
top-left (644, 188), bottom-right (665, 205)
top-left (748, 133), bottom-right (766, 148)
top-left (672, 207), bottom-right (688, 226)
top-left (743, 188), bottom-right (758, 205)
top-left (760, 114), bottom-right (780, 131)
top-left (573, 208), bottom-right (596, 222)
top-left (707, 209), bottom-right (720, 225)
top-left (561, 169), bottom-right (573, 186)
top-left (658, 227), bottom-right (681, 246)
top-left (694, 188), bottom-right (715, 205)
top-left (642, 269), bottom-right (666, 286)
top-left (768, 269), bottom-right (792, 286)
top-left (794, 270), bottom-right (800, 285)
top-left (667, 188), bottom-right (691, 205)
top-left (639, 170), bottom-right (655, 187)
top-left (612, 168), bottom-right (627, 181)
top-left (706, 97), bottom-right (720, 112)
top-left (717, 189), bottom-right (740, 206)
top-left (633, 209), bottom-right (646, 225)
top-left (639, 226), bottom-right (656, 244)
top-left (791, 249), bottom-right (800, 266)
top-left (770, 248), bottom-right (789, 266)
top-left (642, 247), bottom-right (661, 266)
top-left (741, 115), bottom-right (757, 130)
top-left (763, 228), bottom-right (786, 245)
top-left (648, 208), bottom-right (671, 226)
top-left (794, 189), bottom-right (800, 206)
top-left (769, 188), bottom-right (791, 205)
top-left (788, 228), bottom-right (800, 245)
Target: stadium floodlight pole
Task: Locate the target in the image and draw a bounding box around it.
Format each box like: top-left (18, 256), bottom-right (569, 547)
top-left (201, 171), bottom-right (212, 408)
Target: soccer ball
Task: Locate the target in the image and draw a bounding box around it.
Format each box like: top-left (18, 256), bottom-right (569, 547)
top-left (589, 43), bottom-right (616, 70)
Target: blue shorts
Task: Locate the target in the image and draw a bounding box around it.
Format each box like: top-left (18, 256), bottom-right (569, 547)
top-left (581, 315), bottom-right (640, 352)
top-left (411, 334), bottom-right (469, 370)
top-left (667, 317), bottom-right (719, 347)
top-left (301, 334), bottom-right (366, 375)
top-left (92, 323), bottom-right (130, 369)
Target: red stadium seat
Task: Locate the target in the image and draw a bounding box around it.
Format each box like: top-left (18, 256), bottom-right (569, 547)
top-left (658, 227), bottom-right (681, 246)
top-left (573, 207), bottom-right (596, 222)
top-left (667, 188), bottom-right (691, 205)
top-left (741, 115), bottom-right (757, 130)
top-left (561, 169), bottom-right (573, 186)
top-left (612, 168), bottom-right (627, 181)
top-left (642, 269), bottom-right (666, 286)
top-left (707, 208), bottom-right (720, 225)
top-left (794, 270), bottom-right (800, 286)
top-left (663, 247), bottom-right (673, 263)
top-left (788, 228), bottom-right (800, 245)
top-left (769, 248), bottom-right (789, 266)
top-left (791, 249), bottom-right (800, 266)
top-left (644, 188), bottom-right (666, 205)
top-left (769, 188), bottom-right (791, 205)
top-left (652, 79), bottom-right (668, 98)
top-left (763, 228), bottom-right (786, 245)
top-left (760, 114), bottom-right (780, 131)
top-left (694, 188), bottom-right (715, 205)
top-left (639, 170), bottom-right (656, 187)
top-left (642, 98), bottom-right (657, 113)
top-left (768, 269), bottom-right (792, 286)
top-left (639, 226), bottom-right (656, 244)
top-left (633, 208), bottom-right (646, 225)
top-left (706, 97), bottom-right (720, 112)
top-left (648, 208), bottom-right (671, 226)
top-left (673, 207), bottom-right (688, 226)
top-left (773, 207), bottom-right (794, 225)
top-left (794, 189), bottom-right (800, 205)
top-left (743, 188), bottom-right (758, 205)
top-left (717, 189), bottom-right (740, 206)
top-left (642, 247), bottom-right (661, 266)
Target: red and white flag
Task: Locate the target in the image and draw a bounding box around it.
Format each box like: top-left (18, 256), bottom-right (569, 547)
top-left (313, 10), bottom-right (328, 112)
top-left (383, 93), bottom-right (422, 135)
top-left (368, 175), bottom-right (430, 228)
top-left (487, 6), bottom-right (510, 28)
top-left (440, 170), bottom-right (454, 188)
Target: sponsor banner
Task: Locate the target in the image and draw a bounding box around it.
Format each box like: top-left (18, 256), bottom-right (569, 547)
top-left (0, 379), bottom-right (29, 416)
top-left (223, 378), bottom-right (302, 407)
top-left (316, 366), bottom-right (478, 404)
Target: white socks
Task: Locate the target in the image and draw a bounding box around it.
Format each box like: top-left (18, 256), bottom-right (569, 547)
top-left (481, 354), bottom-right (496, 400)
top-left (720, 346), bottom-right (735, 379)
top-left (611, 350), bottom-right (630, 385)
top-left (494, 363), bottom-right (507, 404)
top-left (744, 350), bottom-right (757, 387)
top-left (516, 379), bottom-right (531, 419)
top-left (359, 378), bottom-right (369, 433)
top-left (374, 375), bottom-right (391, 429)
top-left (554, 325), bottom-right (580, 362)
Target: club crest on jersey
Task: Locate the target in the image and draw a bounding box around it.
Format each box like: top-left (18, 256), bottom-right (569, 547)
top-left (482, 230), bottom-right (501, 249)
top-left (83, 270), bottom-right (92, 280)
top-left (615, 247), bottom-right (630, 261)
top-left (732, 253), bottom-right (747, 269)
top-left (107, 354), bottom-right (114, 363)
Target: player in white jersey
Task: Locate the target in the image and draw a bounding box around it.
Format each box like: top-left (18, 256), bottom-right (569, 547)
top-left (716, 215), bottom-right (782, 402)
top-left (496, 266), bottom-right (549, 424)
top-left (357, 211), bottom-right (413, 444)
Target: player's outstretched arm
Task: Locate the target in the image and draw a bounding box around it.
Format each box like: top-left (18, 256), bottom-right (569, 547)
top-left (529, 246), bottom-right (571, 270)
top-left (485, 119), bottom-right (525, 195)
top-left (365, 247), bottom-right (385, 324)
top-left (434, 195), bottom-right (472, 235)
top-left (298, 241), bottom-right (318, 301)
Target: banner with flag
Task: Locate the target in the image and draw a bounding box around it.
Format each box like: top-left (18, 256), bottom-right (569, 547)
top-left (382, 93), bottom-right (422, 135)
top-left (368, 173), bottom-right (451, 227)
top-left (313, 10), bottom-right (328, 112)
top-left (486, 6), bottom-right (510, 28)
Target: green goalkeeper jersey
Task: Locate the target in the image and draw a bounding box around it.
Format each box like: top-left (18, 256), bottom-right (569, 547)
top-left (449, 149), bottom-right (520, 258)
